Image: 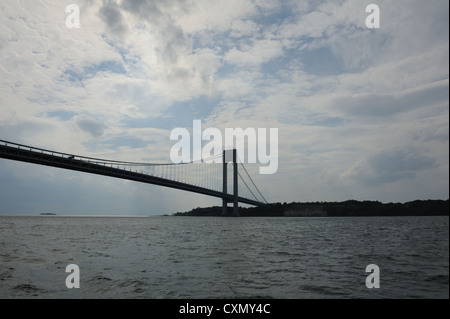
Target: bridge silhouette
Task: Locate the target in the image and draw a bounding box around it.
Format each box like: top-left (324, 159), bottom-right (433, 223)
top-left (0, 139), bottom-right (268, 215)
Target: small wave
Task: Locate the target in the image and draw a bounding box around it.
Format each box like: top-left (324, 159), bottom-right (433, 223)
top-left (22, 257), bottom-right (47, 264)
top-left (225, 286), bottom-right (274, 299)
top-left (90, 275), bottom-right (113, 282)
top-left (0, 254), bottom-right (21, 263)
top-left (425, 274), bottom-right (449, 284)
top-left (0, 269), bottom-right (14, 281)
top-left (275, 251), bottom-right (301, 257)
top-left (117, 279), bottom-right (146, 289)
top-left (300, 284), bottom-right (348, 297)
top-left (164, 290), bottom-right (179, 298)
top-left (13, 283), bottom-right (46, 296)
top-left (82, 250), bottom-right (110, 258)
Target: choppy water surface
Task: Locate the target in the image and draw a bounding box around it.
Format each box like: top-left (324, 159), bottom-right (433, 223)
top-left (0, 215), bottom-right (448, 298)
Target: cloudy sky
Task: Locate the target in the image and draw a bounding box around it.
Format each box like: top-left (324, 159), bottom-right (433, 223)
top-left (0, 0), bottom-right (448, 215)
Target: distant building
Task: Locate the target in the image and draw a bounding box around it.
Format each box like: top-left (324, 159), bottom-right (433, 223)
top-left (283, 208), bottom-right (327, 217)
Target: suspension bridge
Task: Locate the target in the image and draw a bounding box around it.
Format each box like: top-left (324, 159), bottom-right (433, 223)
top-left (0, 139), bottom-right (268, 215)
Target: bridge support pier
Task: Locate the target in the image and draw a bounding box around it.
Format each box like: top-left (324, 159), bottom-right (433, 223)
top-left (222, 149), bottom-right (239, 216)
top-left (233, 149), bottom-right (239, 216)
top-left (222, 150), bottom-right (227, 216)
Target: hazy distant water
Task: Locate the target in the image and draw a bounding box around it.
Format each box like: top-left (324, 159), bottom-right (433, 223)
top-left (0, 215), bottom-right (448, 299)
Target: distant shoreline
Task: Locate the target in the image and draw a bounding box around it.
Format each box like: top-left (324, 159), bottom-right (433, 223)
top-left (173, 199), bottom-right (449, 217)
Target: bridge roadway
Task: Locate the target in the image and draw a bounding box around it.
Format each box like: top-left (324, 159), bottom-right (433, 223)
top-left (0, 141), bottom-right (264, 207)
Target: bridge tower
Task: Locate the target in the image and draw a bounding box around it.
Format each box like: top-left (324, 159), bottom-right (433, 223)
top-left (222, 149), bottom-right (239, 216)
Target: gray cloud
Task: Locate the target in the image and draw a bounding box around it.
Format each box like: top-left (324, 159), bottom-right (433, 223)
top-left (98, 0), bottom-right (200, 88)
top-left (120, 0), bottom-right (166, 22)
top-left (413, 123), bottom-right (449, 144)
top-left (99, 0), bottom-right (128, 35)
top-left (75, 116), bottom-right (107, 138)
top-left (347, 146), bottom-right (438, 185)
top-left (100, 0), bottom-right (189, 61)
top-left (333, 80), bottom-right (449, 118)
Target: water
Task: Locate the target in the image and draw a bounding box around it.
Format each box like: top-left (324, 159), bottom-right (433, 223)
top-left (0, 215), bottom-right (448, 299)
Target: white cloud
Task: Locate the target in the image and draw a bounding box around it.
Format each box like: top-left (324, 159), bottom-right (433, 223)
top-left (175, 0), bottom-right (263, 33)
top-left (230, 19), bottom-right (261, 38)
top-left (224, 39), bottom-right (284, 67)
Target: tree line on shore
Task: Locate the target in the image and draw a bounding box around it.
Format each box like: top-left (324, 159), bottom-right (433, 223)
top-left (173, 199), bottom-right (449, 217)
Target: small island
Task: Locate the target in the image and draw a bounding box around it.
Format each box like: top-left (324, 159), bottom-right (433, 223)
top-left (173, 199), bottom-right (449, 217)
top-left (39, 213), bottom-right (57, 216)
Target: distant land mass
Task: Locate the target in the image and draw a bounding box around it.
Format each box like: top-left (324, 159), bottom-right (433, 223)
top-left (39, 213), bottom-right (57, 215)
top-left (173, 199), bottom-right (449, 217)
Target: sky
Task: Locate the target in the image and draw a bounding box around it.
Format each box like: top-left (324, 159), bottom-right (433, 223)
top-left (0, 0), bottom-right (448, 216)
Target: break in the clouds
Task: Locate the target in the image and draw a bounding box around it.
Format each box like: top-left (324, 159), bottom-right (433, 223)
top-left (0, 0), bottom-right (448, 215)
